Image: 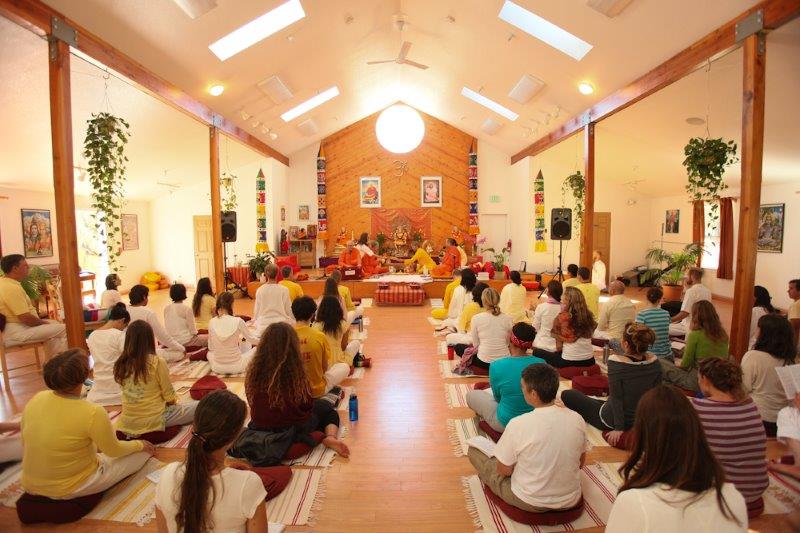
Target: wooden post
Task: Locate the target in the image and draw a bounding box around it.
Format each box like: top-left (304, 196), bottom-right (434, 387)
top-left (209, 126), bottom-right (225, 293)
top-left (730, 32), bottom-right (767, 360)
top-left (48, 38), bottom-right (85, 347)
top-left (580, 123), bottom-right (595, 268)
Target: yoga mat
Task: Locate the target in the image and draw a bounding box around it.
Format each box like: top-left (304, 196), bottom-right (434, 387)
top-left (283, 427), bottom-right (348, 468)
top-left (430, 298), bottom-right (444, 308)
top-left (445, 383), bottom-right (473, 408)
top-left (360, 298), bottom-right (373, 308)
top-left (439, 360), bottom-right (483, 379)
top-left (267, 468), bottom-right (324, 526)
top-left (447, 418), bottom-right (479, 457)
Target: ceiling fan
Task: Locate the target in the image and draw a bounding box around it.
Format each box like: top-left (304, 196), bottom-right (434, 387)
top-left (367, 41), bottom-right (429, 70)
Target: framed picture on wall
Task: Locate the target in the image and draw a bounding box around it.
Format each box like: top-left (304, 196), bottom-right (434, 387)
top-left (121, 213), bottom-right (139, 251)
top-left (360, 177), bottom-right (381, 208)
top-left (757, 203), bottom-right (785, 253)
top-left (420, 176), bottom-right (442, 207)
top-left (307, 224), bottom-right (317, 238)
top-left (298, 205), bottom-right (309, 220)
top-left (289, 226), bottom-right (300, 240)
top-left (665, 209), bottom-right (680, 234)
top-left (20, 208), bottom-right (53, 258)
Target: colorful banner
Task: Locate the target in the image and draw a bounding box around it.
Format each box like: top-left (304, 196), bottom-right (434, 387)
top-left (534, 170), bottom-right (547, 252)
top-left (317, 145), bottom-right (328, 240)
top-left (468, 139), bottom-right (479, 235)
top-left (255, 168), bottom-right (269, 253)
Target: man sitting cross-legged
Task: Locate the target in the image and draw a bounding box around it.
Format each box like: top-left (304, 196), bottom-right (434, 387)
top-left (468, 364), bottom-right (589, 513)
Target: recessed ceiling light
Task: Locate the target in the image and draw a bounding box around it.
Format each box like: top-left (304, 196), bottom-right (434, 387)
top-left (498, 0), bottom-right (592, 61)
top-left (578, 82), bottom-right (594, 95)
top-left (461, 87), bottom-right (518, 121)
top-left (209, 0), bottom-right (305, 61)
top-left (208, 84), bottom-right (225, 96)
top-left (686, 117), bottom-right (706, 126)
top-left (280, 86), bottom-right (340, 122)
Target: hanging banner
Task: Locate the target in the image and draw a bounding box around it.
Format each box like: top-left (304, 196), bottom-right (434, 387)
top-left (255, 168), bottom-right (268, 253)
top-left (317, 145), bottom-right (328, 240)
top-left (534, 170), bottom-right (547, 252)
top-left (468, 139), bottom-right (479, 235)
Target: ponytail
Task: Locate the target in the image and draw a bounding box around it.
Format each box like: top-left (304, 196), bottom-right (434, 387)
top-left (482, 287), bottom-right (502, 316)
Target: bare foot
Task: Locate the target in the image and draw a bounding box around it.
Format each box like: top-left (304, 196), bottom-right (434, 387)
top-left (323, 437), bottom-right (350, 458)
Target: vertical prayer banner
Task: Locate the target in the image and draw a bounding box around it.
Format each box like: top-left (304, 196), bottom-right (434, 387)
top-left (255, 168), bottom-right (269, 253)
top-left (468, 139), bottom-right (479, 235)
top-left (534, 170), bottom-right (547, 252)
top-left (317, 145), bottom-right (328, 240)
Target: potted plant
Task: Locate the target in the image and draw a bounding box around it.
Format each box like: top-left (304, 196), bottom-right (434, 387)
top-left (644, 243), bottom-right (704, 301)
top-left (482, 240), bottom-right (512, 279)
top-left (410, 230), bottom-right (424, 250)
top-left (683, 137), bottom-right (738, 226)
top-left (562, 171), bottom-right (586, 235)
top-left (248, 252), bottom-right (271, 282)
top-left (221, 172), bottom-right (238, 212)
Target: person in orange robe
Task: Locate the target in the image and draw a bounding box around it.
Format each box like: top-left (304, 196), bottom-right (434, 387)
top-left (356, 232), bottom-right (388, 276)
top-left (326, 240), bottom-right (362, 274)
top-left (432, 239), bottom-right (462, 278)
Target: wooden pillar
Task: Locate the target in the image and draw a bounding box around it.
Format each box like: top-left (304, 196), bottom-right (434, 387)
top-left (48, 38), bottom-right (84, 347)
top-left (730, 32), bottom-right (767, 360)
top-left (209, 126), bottom-right (225, 293)
top-left (580, 123), bottom-right (595, 267)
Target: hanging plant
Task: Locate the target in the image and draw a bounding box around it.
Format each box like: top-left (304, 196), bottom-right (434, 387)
top-left (83, 112), bottom-right (130, 271)
top-left (221, 172), bottom-right (238, 212)
top-left (561, 170), bottom-right (586, 234)
top-left (683, 137), bottom-right (737, 227)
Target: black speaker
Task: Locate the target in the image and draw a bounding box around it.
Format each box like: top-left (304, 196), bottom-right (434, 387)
top-left (551, 208), bottom-right (572, 240)
top-left (221, 211), bottom-right (237, 242)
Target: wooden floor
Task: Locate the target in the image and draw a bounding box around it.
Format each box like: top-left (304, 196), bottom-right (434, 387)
top-left (0, 289), bottom-right (795, 531)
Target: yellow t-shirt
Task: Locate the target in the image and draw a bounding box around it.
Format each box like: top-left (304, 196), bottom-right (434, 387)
top-left (22, 391), bottom-right (143, 498)
top-left (562, 277), bottom-right (581, 288)
top-left (789, 299), bottom-right (800, 320)
top-left (405, 248), bottom-right (436, 273)
top-left (313, 319), bottom-right (353, 366)
top-left (115, 355), bottom-right (177, 435)
top-left (442, 277), bottom-right (461, 309)
top-left (500, 283), bottom-right (528, 323)
top-left (295, 324), bottom-right (331, 398)
top-left (458, 302), bottom-right (481, 333)
top-left (0, 277), bottom-right (36, 323)
top-left (279, 280), bottom-right (304, 302)
top-left (576, 282), bottom-right (600, 318)
top-left (195, 294), bottom-right (216, 329)
top-left (337, 285), bottom-right (356, 312)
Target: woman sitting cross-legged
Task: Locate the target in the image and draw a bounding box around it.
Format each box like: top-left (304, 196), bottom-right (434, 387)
top-left (534, 287), bottom-right (596, 368)
top-left (467, 287), bottom-right (513, 371)
top-left (466, 323), bottom-right (542, 432)
top-left (192, 277), bottom-right (216, 331)
top-left (208, 292), bottom-right (259, 375)
top-left (293, 296), bottom-right (350, 396)
top-left (114, 320), bottom-right (198, 439)
top-left (437, 269), bottom-right (477, 331)
top-left (86, 302), bottom-right (130, 406)
top-left (164, 283), bottom-right (207, 348)
top-left (693, 357), bottom-right (768, 516)
top-left (605, 385), bottom-right (747, 533)
top-left (532, 280), bottom-right (563, 354)
top-left (155, 390), bottom-right (268, 533)
top-left (562, 323), bottom-right (662, 446)
top-left (445, 281), bottom-right (489, 351)
top-left (313, 295), bottom-right (361, 368)
top-left (21, 349), bottom-right (154, 500)
top-left (499, 271), bottom-right (528, 323)
top-left (659, 300), bottom-right (729, 392)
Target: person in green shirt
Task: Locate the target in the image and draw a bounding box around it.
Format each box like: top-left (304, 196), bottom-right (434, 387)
top-left (659, 300), bottom-right (729, 391)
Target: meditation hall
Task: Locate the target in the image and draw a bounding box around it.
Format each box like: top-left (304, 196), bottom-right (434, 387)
top-left (2, 0), bottom-right (800, 531)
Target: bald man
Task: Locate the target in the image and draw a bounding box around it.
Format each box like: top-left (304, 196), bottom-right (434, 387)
top-left (594, 280), bottom-right (636, 341)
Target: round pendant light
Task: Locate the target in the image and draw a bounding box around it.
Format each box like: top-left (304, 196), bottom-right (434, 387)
top-left (375, 104), bottom-right (425, 153)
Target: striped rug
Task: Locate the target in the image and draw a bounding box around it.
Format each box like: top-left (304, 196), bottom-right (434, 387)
top-left (283, 427), bottom-right (349, 468)
top-left (765, 469), bottom-right (800, 514)
top-left (445, 383), bottom-right (473, 408)
top-left (168, 359), bottom-right (211, 378)
top-left (267, 468), bottom-right (323, 526)
top-left (447, 418), bottom-right (479, 457)
top-left (439, 360), bottom-right (483, 379)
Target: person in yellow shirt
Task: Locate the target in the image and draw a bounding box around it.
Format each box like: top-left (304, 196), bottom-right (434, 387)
top-left (313, 296), bottom-right (362, 367)
top-left (405, 241), bottom-right (437, 274)
top-left (114, 320), bottom-right (198, 437)
top-left (499, 271), bottom-right (529, 323)
top-left (330, 269), bottom-right (362, 323)
top-left (22, 349), bottom-right (154, 499)
top-left (291, 296), bottom-right (348, 397)
top-left (446, 283), bottom-right (489, 348)
top-left (432, 270), bottom-right (462, 320)
top-left (279, 265), bottom-right (304, 302)
top-left (576, 266), bottom-right (600, 318)
top-left (562, 264), bottom-right (581, 288)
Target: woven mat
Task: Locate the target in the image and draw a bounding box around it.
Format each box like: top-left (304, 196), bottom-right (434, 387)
top-left (439, 360), bottom-right (483, 379)
top-left (267, 468), bottom-right (324, 526)
top-left (445, 383), bottom-right (473, 408)
top-left (447, 418), bottom-right (480, 457)
top-left (360, 298), bottom-right (373, 308)
top-left (168, 359), bottom-right (211, 378)
top-left (283, 426), bottom-right (348, 468)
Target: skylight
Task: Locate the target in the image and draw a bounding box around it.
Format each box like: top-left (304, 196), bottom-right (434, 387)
top-left (461, 87), bottom-right (519, 121)
top-left (498, 0), bottom-right (592, 61)
top-left (281, 86), bottom-right (340, 122)
top-left (209, 0), bottom-right (305, 61)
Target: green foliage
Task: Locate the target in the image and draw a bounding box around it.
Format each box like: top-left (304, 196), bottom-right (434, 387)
top-left (83, 112), bottom-right (130, 272)
top-left (248, 252), bottom-right (272, 276)
top-left (0, 265), bottom-right (52, 301)
top-left (482, 240), bottom-right (512, 272)
top-left (562, 171), bottom-right (586, 235)
top-left (410, 230), bottom-right (425, 247)
top-left (683, 137), bottom-right (738, 226)
top-left (375, 232), bottom-right (387, 255)
top-left (221, 172), bottom-right (238, 212)
top-left (644, 243), bottom-right (704, 286)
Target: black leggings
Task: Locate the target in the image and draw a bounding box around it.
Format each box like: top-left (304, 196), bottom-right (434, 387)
top-left (561, 390), bottom-right (612, 431)
top-left (471, 356), bottom-right (490, 370)
top-left (536, 350), bottom-right (596, 368)
top-left (307, 399), bottom-right (340, 432)
top-left (763, 420), bottom-right (777, 438)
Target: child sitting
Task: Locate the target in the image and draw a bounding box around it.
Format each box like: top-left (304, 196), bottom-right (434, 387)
top-left (164, 283), bottom-right (207, 348)
top-left (207, 292), bottom-right (259, 375)
top-left (86, 302), bottom-right (130, 406)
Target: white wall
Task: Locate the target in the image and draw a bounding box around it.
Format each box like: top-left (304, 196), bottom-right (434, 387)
top-left (286, 143), bottom-right (321, 257)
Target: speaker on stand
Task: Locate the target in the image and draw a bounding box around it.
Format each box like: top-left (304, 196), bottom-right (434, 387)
top-left (219, 211), bottom-right (251, 298)
top-left (540, 208), bottom-right (572, 297)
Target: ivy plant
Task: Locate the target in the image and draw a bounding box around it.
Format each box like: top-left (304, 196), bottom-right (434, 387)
top-left (683, 137), bottom-right (738, 227)
top-left (561, 171), bottom-right (586, 235)
top-left (221, 172), bottom-right (238, 212)
top-left (83, 112), bottom-right (130, 272)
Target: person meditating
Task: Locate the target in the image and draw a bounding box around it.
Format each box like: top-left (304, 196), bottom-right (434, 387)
top-left (192, 277), bottom-right (216, 331)
top-left (438, 269), bottom-right (477, 331)
top-left (499, 271), bottom-right (527, 323)
top-left (432, 269), bottom-right (462, 321)
top-left (356, 232), bottom-right (388, 276)
top-left (334, 240), bottom-right (361, 274)
top-left (279, 266), bottom-right (304, 302)
top-left (329, 269), bottom-right (362, 323)
top-left (468, 287), bottom-right (513, 371)
top-left (635, 287), bottom-right (673, 360)
top-left (86, 302), bottom-right (130, 406)
top-left (21, 349), bottom-right (154, 500)
top-left (563, 264), bottom-right (580, 288)
top-left (532, 280), bottom-right (563, 354)
top-left (207, 292), bottom-right (259, 375)
top-left (164, 283), bottom-right (207, 348)
top-left (314, 295), bottom-right (362, 368)
top-left (127, 284), bottom-right (186, 361)
top-left (594, 280), bottom-right (635, 341)
top-left (252, 264), bottom-right (294, 335)
top-left (466, 323), bottom-right (542, 432)
top-left (293, 296), bottom-right (350, 397)
top-left (575, 267), bottom-right (599, 319)
top-left (404, 240), bottom-right (437, 274)
top-left (668, 267), bottom-right (712, 337)
top-left (432, 238), bottom-right (461, 278)
top-left (445, 282), bottom-right (488, 348)
top-left (100, 273), bottom-right (122, 309)
top-left (468, 364), bottom-right (589, 513)
top-left (535, 287), bottom-right (596, 368)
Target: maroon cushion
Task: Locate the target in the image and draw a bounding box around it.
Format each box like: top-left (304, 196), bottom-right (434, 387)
top-left (16, 491), bottom-right (104, 524)
top-left (116, 424), bottom-right (182, 444)
top-left (469, 364), bottom-right (489, 376)
top-left (190, 375), bottom-right (227, 400)
top-left (558, 365), bottom-right (601, 379)
top-left (591, 337), bottom-right (610, 347)
top-left (602, 429), bottom-right (635, 450)
top-left (478, 420), bottom-right (503, 443)
top-left (231, 465), bottom-right (293, 502)
top-left (284, 431), bottom-right (325, 460)
top-left (521, 281), bottom-right (541, 291)
top-left (188, 347), bottom-right (209, 361)
top-left (235, 314), bottom-right (252, 322)
top-left (473, 381), bottom-right (490, 390)
top-left (572, 375), bottom-right (609, 396)
top-left (483, 485), bottom-right (584, 525)
top-left (747, 496), bottom-right (764, 519)
top-left (197, 328), bottom-right (209, 335)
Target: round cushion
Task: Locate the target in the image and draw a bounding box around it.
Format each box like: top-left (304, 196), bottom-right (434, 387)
top-left (469, 364), bottom-right (489, 376)
top-left (190, 375), bottom-right (227, 400)
top-left (188, 347), bottom-right (209, 361)
top-left (482, 485), bottom-right (584, 525)
top-left (16, 492), bottom-right (104, 524)
top-left (478, 420), bottom-right (503, 443)
top-left (473, 381), bottom-right (490, 391)
top-left (747, 496), bottom-right (764, 519)
top-left (521, 281), bottom-right (541, 291)
top-left (284, 431), bottom-right (325, 460)
top-left (231, 465), bottom-right (293, 502)
top-left (571, 375), bottom-right (609, 397)
top-left (602, 429), bottom-right (635, 450)
top-left (116, 424), bottom-right (182, 444)
top-left (557, 364), bottom-right (601, 379)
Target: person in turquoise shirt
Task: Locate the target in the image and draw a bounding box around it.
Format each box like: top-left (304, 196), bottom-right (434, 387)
top-left (466, 323), bottom-right (544, 432)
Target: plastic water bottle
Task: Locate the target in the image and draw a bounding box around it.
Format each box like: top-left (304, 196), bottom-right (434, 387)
top-left (349, 388), bottom-right (359, 422)
top-left (602, 344), bottom-right (610, 365)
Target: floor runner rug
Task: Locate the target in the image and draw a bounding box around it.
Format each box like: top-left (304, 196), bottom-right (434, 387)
top-left (267, 468), bottom-right (324, 526)
top-left (445, 383), bottom-right (474, 408)
top-left (447, 417), bottom-right (479, 457)
top-left (283, 427), bottom-right (348, 467)
top-left (337, 386), bottom-right (352, 412)
top-left (765, 469), bottom-right (800, 514)
top-left (439, 360), bottom-right (483, 379)
top-left (585, 424), bottom-right (611, 448)
top-left (168, 359), bottom-right (211, 378)
top-left (360, 298), bottom-right (373, 308)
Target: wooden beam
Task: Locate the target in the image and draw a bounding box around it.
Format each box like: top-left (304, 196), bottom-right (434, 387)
top-left (730, 32), bottom-right (767, 360)
top-left (511, 0), bottom-right (800, 164)
top-left (0, 0), bottom-right (289, 166)
top-left (580, 124), bottom-right (596, 267)
top-left (209, 127), bottom-right (225, 294)
top-left (48, 38), bottom-right (84, 348)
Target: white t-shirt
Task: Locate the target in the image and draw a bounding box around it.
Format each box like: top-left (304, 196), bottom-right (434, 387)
top-left (494, 405), bottom-right (589, 508)
top-left (100, 289), bottom-right (121, 309)
top-left (680, 283), bottom-right (712, 329)
top-left (355, 243), bottom-right (374, 257)
top-left (532, 302), bottom-right (561, 352)
top-left (749, 306), bottom-right (767, 349)
top-left (164, 302), bottom-right (198, 345)
top-left (86, 328), bottom-right (125, 405)
top-left (447, 286), bottom-right (468, 320)
top-left (470, 312), bottom-right (513, 364)
top-left (155, 462), bottom-right (267, 533)
top-left (127, 305), bottom-right (185, 352)
top-left (208, 315), bottom-right (259, 374)
top-left (605, 482), bottom-right (747, 533)
top-left (252, 283), bottom-right (295, 334)
top-left (562, 338), bottom-right (594, 361)
top-left (592, 260), bottom-right (607, 291)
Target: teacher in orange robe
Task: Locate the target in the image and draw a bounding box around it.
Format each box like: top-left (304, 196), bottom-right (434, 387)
top-left (327, 240), bottom-right (362, 274)
top-left (432, 238), bottom-right (461, 277)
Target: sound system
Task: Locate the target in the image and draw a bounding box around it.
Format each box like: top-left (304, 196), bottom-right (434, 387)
top-left (221, 211), bottom-right (237, 242)
top-left (550, 208), bottom-right (572, 240)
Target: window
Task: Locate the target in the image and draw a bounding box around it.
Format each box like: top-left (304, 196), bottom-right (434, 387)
top-left (701, 202), bottom-right (720, 270)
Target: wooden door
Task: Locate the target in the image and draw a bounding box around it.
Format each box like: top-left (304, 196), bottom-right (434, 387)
top-left (193, 216), bottom-right (214, 281)
top-left (592, 212), bottom-right (611, 285)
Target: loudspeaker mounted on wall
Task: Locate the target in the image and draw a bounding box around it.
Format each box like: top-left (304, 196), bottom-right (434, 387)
top-left (550, 208), bottom-right (572, 240)
top-left (221, 210), bottom-right (237, 242)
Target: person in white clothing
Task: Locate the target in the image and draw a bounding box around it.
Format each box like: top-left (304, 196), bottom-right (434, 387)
top-left (532, 280), bottom-right (563, 354)
top-left (750, 285), bottom-right (778, 348)
top-left (208, 292), bottom-right (259, 375)
top-left (99, 273), bottom-right (122, 309)
top-left (594, 280), bottom-right (636, 341)
top-left (86, 302), bottom-right (130, 405)
top-left (163, 284), bottom-right (207, 347)
top-left (438, 269), bottom-right (477, 331)
top-left (468, 364), bottom-right (589, 512)
top-left (668, 267), bottom-right (712, 337)
top-left (605, 385), bottom-right (747, 533)
top-left (470, 288), bottom-right (513, 369)
top-left (0, 421), bottom-right (22, 462)
top-left (127, 284), bottom-right (185, 362)
top-left (252, 264), bottom-right (294, 335)
top-left (499, 271), bottom-right (528, 323)
top-left (591, 250), bottom-right (607, 292)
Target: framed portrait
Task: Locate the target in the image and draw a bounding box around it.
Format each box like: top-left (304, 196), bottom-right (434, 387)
top-left (121, 213), bottom-right (139, 251)
top-left (519, 261), bottom-right (527, 272)
top-left (757, 203), bottom-right (785, 253)
top-left (20, 208), bottom-right (53, 258)
top-left (307, 224), bottom-right (318, 238)
top-left (665, 209), bottom-right (680, 234)
top-left (298, 205), bottom-right (309, 220)
top-left (420, 176), bottom-right (442, 207)
top-left (289, 226), bottom-right (300, 240)
top-left (360, 177), bottom-right (381, 208)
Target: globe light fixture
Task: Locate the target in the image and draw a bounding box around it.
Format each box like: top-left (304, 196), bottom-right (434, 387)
top-left (375, 104), bottom-right (425, 153)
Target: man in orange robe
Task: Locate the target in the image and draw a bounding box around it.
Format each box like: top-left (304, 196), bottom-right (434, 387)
top-left (327, 240), bottom-right (361, 274)
top-left (432, 239), bottom-right (462, 278)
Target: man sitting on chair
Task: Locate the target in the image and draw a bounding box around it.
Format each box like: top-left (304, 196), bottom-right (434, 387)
top-left (432, 239), bottom-right (461, 278)
top-left (0, 254), bottom-right (67, 359)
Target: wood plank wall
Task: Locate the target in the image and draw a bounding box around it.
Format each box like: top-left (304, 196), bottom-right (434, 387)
top-left (322, 106), bottom-right (475, 252)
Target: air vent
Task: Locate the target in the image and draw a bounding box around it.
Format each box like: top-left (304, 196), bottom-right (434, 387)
top-left (480, 118), bottom-right (503, 135)
top-left (508, 74), bottom-right (545, 105)
top-left (172, 0), bottom-right (217, 19)
top-left (296, 118), bottom-right (318, 136)
top-left (257, 75), bottom-right (294, 105)
top-left (587, 0), bottom-right (634, 18)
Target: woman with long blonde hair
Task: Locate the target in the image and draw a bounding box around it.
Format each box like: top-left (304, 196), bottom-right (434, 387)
top-left (535, 287), bottom-right (597, 367)
top-left (468, 287), bottom-right (514, 370)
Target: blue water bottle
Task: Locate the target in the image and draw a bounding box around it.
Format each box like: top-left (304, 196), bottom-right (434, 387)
top-left (349, 388), bottom-right (359, 422)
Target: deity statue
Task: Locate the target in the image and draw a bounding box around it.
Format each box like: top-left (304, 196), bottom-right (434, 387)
top-left (336, 226), bottom-right (349, 246)
top-left (392, 224), bottom-right (410, 253)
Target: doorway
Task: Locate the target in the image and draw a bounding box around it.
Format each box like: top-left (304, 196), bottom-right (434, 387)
top-left (193, 215), bottom-right (214, 281)
top-left (592, 212), bottom-right (611, 286)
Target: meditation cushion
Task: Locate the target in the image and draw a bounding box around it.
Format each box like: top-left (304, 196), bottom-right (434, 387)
top-left (188, 347), bottom-right (209, 361)
top-left (482, 485), bottom-right (584, 526)
top-left (16, 492), bottom-right (104, 524)
top-left (190, 375), bottom-right (227, 400)
top-left (602, 429), bottom-right (635, 450)
top-left (116, 424), bottom-right (181, 445)
top-left (197, 328), bottom-right (208, 335)
top-left (296, 273), bottom-right (309, 281)
top-left (473, 381), bottom-right (490, 390)
top-left (571, 375), bottom-right (609, 396)
top-left (521, 281), bottom-right (541, 291)
top-left (469, 364), bottom-right (489, 376)
top-left (230, 465), bottom-right (293, 502)
top-left (478, 420), bottom-right (503, 443)
top-left (590, 337), bottom-right (610, 348)
top-left (284, 431), bottom-right (325, 460)
top-left (557, 365), bottom-right (601, 379)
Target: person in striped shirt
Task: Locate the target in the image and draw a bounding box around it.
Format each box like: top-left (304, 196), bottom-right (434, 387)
top-left (635, 287), bottom-right (673, 360)
top-left (693, 357), bottom-right (768, 517)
